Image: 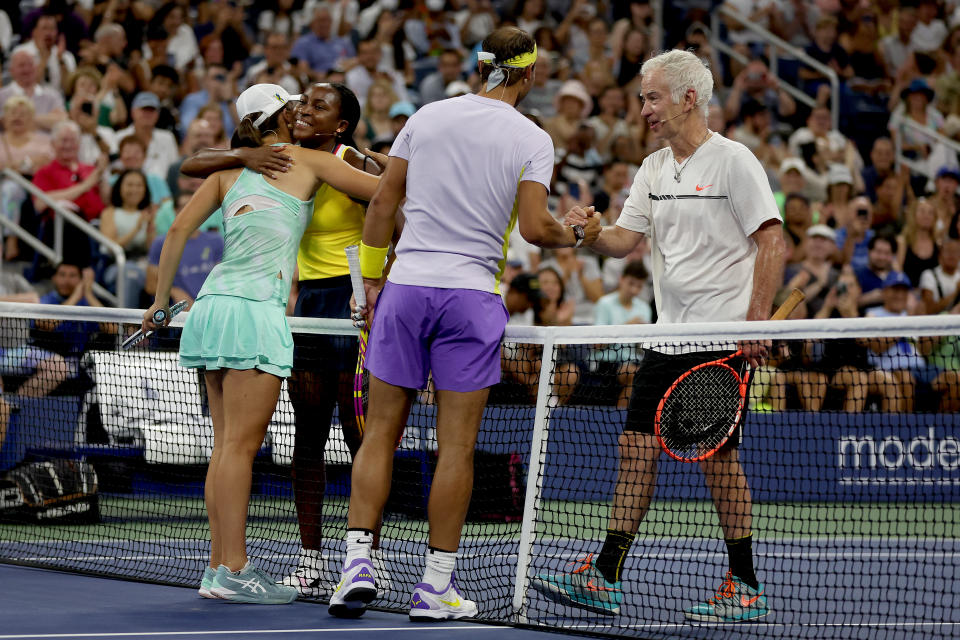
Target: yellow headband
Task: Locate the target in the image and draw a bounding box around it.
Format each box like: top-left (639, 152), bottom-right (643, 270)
top-left (478, 44), bottom-right (538, 69)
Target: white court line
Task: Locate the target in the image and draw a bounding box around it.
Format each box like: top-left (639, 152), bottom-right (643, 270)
top-left (560, 621), bottom-right (959, 630)
top-left (0, 627), bottom-right (501, 639)
top-left (14, 549), bottom-right (959, 564)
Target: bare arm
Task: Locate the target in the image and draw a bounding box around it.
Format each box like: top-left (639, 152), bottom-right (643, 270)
top-left (180, 146), bottom-right (293, 180)
top-left (516, 181), bottom-right (595, 248)
top-left (587, 224), bottom-right (646, 258)
top-left (34, 109), bottom-right (69, 131)
top-left (299, 147), bottom-right (380, 201)
top-left (746, 220), bottom-right (786, 321)
top-left (142, 175), bottom-right (222, 333)
top-left (362, 157), bottom-right (407, 251)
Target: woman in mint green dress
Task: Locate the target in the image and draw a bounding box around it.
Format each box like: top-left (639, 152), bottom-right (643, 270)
top-left (141, 85), bottom-right (379, 604)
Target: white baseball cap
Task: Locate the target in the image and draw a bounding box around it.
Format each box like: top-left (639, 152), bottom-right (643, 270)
top-left (236, 84), bottom-right (300, 127)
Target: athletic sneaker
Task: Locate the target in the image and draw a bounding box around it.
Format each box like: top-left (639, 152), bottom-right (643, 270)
top-left (328, 557), bottom-right (377, 618)
top-left (684, 571), bottom-right (770, 622)
top-left (199, 566), bottom-right (217, 599)
top-left (281, 549), bottom-right (337, 598)
top-left (209, 563), bottom-right (298, 604)
top-left (530, 553), bottom-right (623, 616)
top-left (408, 573), bottom-right (478, 621)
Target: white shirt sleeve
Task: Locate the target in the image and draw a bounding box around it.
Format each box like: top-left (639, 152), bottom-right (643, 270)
top-left (919, 268), bottom-right (939, 300)
top-left (615, 154), bottom-right (653, 235)
top-left (519, 129), bottom-right (555, 191)
top-left (726, 145), bottom-right (781, 237)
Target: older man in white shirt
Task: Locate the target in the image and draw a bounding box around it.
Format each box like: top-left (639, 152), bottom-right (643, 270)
top-left (114, 92), bottom-right (179, 178)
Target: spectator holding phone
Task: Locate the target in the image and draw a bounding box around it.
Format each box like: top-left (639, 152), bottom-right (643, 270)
top-left (835, 196), bottom-right (877, 272)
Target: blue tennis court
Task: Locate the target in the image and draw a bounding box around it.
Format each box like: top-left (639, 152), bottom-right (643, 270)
top-left (2, 534), bottom-right (957, 640)
top-left (0, 563), bottom-right (550, 640)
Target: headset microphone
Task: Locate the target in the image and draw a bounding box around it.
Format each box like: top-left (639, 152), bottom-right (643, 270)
top-left (660, 111), bottom-right (687, 124)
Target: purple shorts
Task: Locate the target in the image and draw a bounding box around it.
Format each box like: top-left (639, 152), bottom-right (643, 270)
top-left (366, 282), bottom-right (509, 392)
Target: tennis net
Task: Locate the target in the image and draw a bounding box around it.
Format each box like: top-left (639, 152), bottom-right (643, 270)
top-left (0, 301), bottom-right (957, 640)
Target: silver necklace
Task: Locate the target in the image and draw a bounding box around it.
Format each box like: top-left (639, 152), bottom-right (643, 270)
top-left (673, 130), bottom-right (712, 183)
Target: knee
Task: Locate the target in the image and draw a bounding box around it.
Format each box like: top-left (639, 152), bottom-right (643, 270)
top-left (220, 436), bottom-right (264, 461)
top-left (436, 442), bottom-right (475, 468)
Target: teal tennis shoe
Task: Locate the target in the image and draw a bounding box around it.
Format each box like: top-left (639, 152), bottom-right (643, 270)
top-left (684, 571), bottom-right (770, 622)
top-left (209, 563), bottom-right (298, 604)
top-left (530, 554), bottom-right (623, 616)
top-left (199, 566), bottom-right (217, 599)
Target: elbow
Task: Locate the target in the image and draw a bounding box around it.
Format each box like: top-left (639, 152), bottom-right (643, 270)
top-left (179, 160), bottom-right (202, 178)
top-left (518, 225), bottom-right (544, 247)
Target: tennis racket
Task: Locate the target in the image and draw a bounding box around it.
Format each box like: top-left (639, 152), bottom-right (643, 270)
top-left (121, 300), bottom-right (189, 351)
top-left (344, 245), bottom-right (369, 435)
top-left (654, 288), bottom-right (805, 463)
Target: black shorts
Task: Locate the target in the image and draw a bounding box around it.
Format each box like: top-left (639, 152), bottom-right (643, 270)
top-left (624, 348), bottom-right (749, 450)
top-left (291, 276), bottom-right (358, 372)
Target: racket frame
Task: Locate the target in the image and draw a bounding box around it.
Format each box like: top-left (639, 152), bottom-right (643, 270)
top-left (652, 288), bottom-right (805, 463)
top-left (344, 245), bottom-right (369, 434)
top-left (654, 351), bottom-right (748, 463)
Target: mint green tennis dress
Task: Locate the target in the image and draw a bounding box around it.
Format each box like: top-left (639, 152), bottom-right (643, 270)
top-left (179, 167), bottom-right (313, 378)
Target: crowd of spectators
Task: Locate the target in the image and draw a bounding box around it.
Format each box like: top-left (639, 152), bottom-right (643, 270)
top-left (1, 0), bottom-right (960, 412)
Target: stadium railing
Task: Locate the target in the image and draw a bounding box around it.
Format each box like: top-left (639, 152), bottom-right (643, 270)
top-left (1, 169), bottom-right (127, 307)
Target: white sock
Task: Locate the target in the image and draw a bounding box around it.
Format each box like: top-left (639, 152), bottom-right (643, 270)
top-left (422, 548), bottom-right (456, 591)
top-left (345, 529), bottom-right (373, 567)
top-left (222, 560), bottom-right (250, 574)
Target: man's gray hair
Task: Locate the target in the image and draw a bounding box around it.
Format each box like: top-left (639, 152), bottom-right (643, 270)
top-left (10, 47), bottom-right (40, 66)
top-left (94, 23), bottom-right (124, 42)
top-left (51, 120), bottom-right (81, 141)
top-left (640, 49), bottom-right (713, 117)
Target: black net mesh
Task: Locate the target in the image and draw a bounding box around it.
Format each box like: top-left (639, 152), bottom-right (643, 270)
top-left (0, 305), bottom-right (958, 640)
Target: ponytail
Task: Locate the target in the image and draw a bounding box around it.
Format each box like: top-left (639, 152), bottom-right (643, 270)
top-left (230, 110), bottom-right (283, 149)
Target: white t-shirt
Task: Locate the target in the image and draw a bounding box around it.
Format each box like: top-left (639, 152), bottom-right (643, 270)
top-left (919, 265), bottom-right (960, 302)
top-left (387, 94), bottom-right (554, 294)
top-left (911, 20), bottom-right (948, 53)
top-left (114, 127), bottom-right (179, 178)
top-left (616, 133), bottom-right (780, 325)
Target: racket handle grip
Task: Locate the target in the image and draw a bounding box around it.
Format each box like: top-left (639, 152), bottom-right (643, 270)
top-left (344, 244), bottom-right (367, 309)
top-left (152, 308), bottom-right (168, 325)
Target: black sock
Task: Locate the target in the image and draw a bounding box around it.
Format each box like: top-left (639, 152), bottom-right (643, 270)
top-left (595, 529), bottom-right (635, 584)
top-left (725, 534), bottom-right (759, 590)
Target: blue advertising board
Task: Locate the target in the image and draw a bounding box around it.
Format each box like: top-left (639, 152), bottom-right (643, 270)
top-left (533, 407), bottom-right (960, 502)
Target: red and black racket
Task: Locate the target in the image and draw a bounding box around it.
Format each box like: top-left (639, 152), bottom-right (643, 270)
top-left (654, 289), bottom-right (804, 462)
top-left (344, 245), bottom-right (369, 436)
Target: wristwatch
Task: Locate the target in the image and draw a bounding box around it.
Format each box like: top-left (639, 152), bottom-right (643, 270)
top-left (572, 224), bottom-right (585, 248)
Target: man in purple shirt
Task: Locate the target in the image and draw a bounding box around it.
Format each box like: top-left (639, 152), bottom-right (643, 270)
top-left (291, 6), bottom-right (354, 74)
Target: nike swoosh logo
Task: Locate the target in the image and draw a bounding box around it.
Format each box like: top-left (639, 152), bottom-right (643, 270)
top-left (695, 184), bottom-right (713, 191)
top-left (585, 579), bottom-right (616, 592)
top-left (439, 596), bottom-right (461, 607)
top-left (741, 593), bottom-right (763, 606)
